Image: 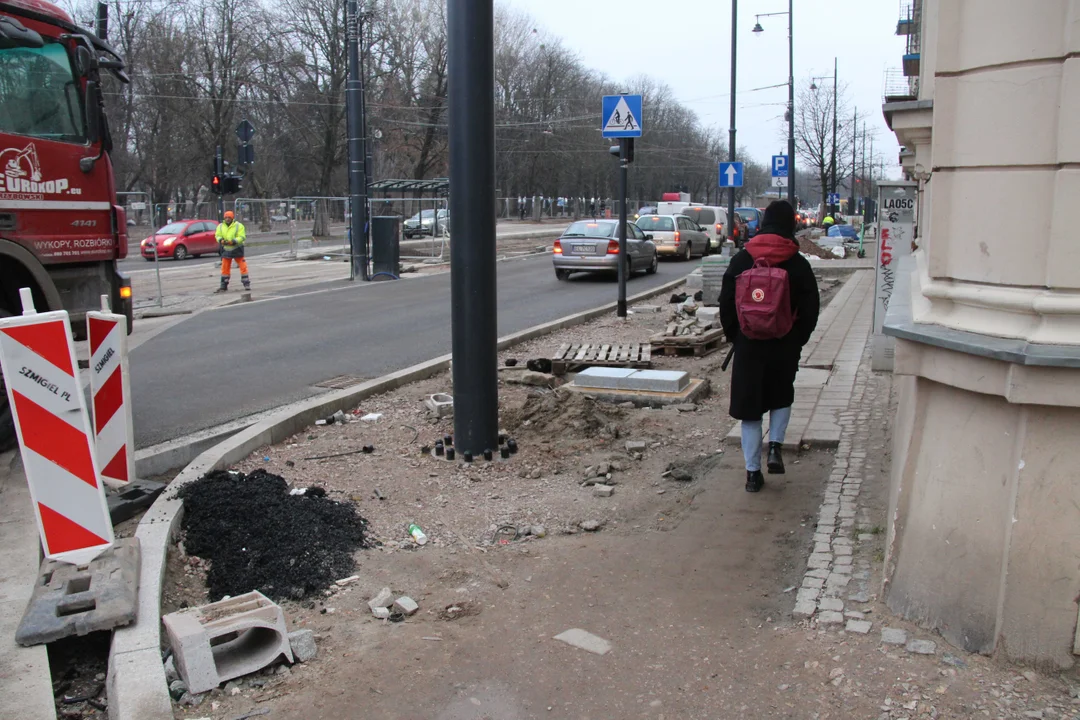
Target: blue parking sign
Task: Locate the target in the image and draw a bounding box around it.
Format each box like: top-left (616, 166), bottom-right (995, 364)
top-left (771, 155), bottom-right (788, 177)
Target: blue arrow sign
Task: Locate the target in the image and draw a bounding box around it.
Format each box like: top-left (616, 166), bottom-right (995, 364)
top-left (827, 193), bottom-right (841, 204)
top-left (771, 155), bottom-right (788, 177)
top-left (602, 95), bottom-right (643, 138)
top-left (718, 162), bottom-right (743, 188)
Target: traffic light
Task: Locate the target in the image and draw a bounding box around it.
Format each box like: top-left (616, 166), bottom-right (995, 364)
top-left (608, 138), bottom-right (634, 163)
top-left (211, 174), bottom-right (222, 195)
top-left (223, 174), bottom-right (241, 195)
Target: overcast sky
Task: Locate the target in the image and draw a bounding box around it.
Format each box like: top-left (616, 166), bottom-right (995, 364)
top-left (502, 0), bottom-right (905, 180)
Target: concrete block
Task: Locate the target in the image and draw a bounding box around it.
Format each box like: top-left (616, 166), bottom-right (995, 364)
top-left (367, 587), bottom-right (394, 611)
top-left (817, 611), bottom-right (845, 626)
top-left (792, 600), bottom-right (817, 618)
top-left (818, 597), bottom-right (844, 613)
top-left (573, 367), bottom-right (637, 389)
top-left (622, 370), bottom-right (690, 393)
top-left (625, 440), bottom-right (647, 453)
top-left (393, 596), bottom-right (419, 616)
top-left (906, 639), bottom-right (937, 655)
top-left (372, 607), bottom-right (391, 620)
top-left (881, 627), bottom-right (908, 645)
top-left (796, 588), bottom-right (819, 604)
top-left (845, 620), bottom-right (872, 635)
top-left (553, 628), bottom-right (611, 655)
top-left (593, 484), bottom-right (615, 498)
top-left (16, 538), bottom-right (140, 646)
top-left (806, 568), bottom-right (830, 580)
top-left (288, 629), bottom-right (317, 662)
top-left (424, 393), bottom-right (454, 418)
top-left (162, 591), bottom-right (293, 694)
top-left (801, 576), bottom-right (824, 589)
top-left (695, 307), bottom-right (720, 325)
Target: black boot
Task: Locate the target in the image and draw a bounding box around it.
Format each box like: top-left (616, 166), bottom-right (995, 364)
top-left (215, 280), bottom-right (228, 294)
top-left (745, 470), bottom-right (764, 493)
top-left (767, 442), bottom-right (785, 474)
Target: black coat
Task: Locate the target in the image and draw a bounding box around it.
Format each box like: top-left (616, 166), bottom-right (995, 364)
top-left (719, 246), bottom-right (820, 420)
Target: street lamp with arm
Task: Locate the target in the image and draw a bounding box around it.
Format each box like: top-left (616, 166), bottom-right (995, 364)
top-left (751, 1), bottom-right (795, 206)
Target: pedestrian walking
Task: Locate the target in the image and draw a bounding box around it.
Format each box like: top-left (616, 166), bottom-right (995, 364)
top-left (215, 211), bottom-right (250, 293)
top-left (719, 200), bottom-right (820, 493)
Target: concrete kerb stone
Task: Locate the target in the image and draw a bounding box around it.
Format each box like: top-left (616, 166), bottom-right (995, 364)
top-left (107, 275), bottom-right (691, 719)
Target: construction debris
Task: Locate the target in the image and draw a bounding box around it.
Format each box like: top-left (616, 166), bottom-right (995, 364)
top-left (177, 469), bottom-right (370, 601)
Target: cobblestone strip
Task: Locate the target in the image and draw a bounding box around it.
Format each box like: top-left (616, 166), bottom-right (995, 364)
top-left (793, 338), bottom-right (891, 633)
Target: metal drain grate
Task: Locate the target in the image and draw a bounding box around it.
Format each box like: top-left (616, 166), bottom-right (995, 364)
top-left (313, 374), bottom-right (367, 390)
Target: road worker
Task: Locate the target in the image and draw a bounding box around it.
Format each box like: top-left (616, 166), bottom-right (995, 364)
top-left (215, 211), bottom-right (249, 293)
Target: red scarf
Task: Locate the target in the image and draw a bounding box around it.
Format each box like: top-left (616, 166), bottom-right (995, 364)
top-left (745, 233), bottom-right (799, 265)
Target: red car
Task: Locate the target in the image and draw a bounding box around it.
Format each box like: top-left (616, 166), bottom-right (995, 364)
top-left (140, 220), bottom-right (221, 261)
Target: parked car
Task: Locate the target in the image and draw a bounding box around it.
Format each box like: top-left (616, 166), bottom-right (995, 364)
top-left (552, 219), bottom-right (658, 280)
top-left (403, 209), bottom-right (448, 238)
top-left (735, 207), bottom-right (762, 239)
top-left (678, 205), bottom-right (726, 251)
top-left (634, 214), bottom-right (708, 260)
top-left (140, 219), bottom-right (220, 261)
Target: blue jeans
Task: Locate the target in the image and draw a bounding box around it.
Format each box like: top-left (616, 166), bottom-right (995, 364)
top-left (741, 406), bottom-right (792, 472)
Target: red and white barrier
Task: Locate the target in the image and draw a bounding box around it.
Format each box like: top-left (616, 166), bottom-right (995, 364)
top-left (88, 295), bottom-right (134, 487)
top-left (0, 288), bottom-right (113, 565)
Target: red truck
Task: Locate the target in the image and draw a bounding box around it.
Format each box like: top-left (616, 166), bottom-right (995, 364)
top-left (0, 0), bottom-right (133, 447)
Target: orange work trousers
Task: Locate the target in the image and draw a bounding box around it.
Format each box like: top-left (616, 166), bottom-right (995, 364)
top-left (221, 257), bottom-right (249, 277)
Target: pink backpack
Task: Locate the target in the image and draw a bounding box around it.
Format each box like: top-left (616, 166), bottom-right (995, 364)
top-left (735, 259), bottom-right (795, 340)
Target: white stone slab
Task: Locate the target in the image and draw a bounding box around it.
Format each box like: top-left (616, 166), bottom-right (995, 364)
top-left (553, 628), bottom-right (612, 655)
top-left (573, 367), bottom-right (638, 390)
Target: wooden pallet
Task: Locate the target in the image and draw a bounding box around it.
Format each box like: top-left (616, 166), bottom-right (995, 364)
top-left (649, 328), bottom-right (727, 357)
top-left (550, 342), bottom-right (652, 375)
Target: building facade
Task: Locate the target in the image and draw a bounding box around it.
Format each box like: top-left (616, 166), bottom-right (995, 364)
top-left (881, 0), bottom-right (1080, 668)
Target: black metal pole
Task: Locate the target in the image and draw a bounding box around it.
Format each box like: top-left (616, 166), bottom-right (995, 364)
top-left (346, 0), bottom-right (369, 281)
top-left (448, 0), bottom-right (498, 457)
top-left (829, 57), bottom-right (838, 215)
top-left (215, 145), bottom-right (224, 222)
top-left (617, 137), bottom-right (628, 318)
top-left (786, 0), bottom-right (795, 205)
top-left (727, 0), bottom-right (737, 246)
top-left (849, 107), bottom-right (858, 214)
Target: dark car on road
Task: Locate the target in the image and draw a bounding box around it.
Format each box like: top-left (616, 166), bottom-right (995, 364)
top-left (552, 219), bottom-right (658, 281)
top-left (140, 220), bottom-right (220, 261)
top-left (735, 207), bottom-right (762, 239)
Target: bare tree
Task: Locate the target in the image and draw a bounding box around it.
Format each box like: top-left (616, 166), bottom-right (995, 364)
top-left (794, 78), bottom-right (854, 210)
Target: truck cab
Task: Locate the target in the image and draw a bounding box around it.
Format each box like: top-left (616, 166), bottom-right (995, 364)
top-left (0, 0), bottom-right (132, 447)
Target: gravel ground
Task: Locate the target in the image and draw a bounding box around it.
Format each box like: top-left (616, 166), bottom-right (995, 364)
top-left (160, 275), bottom-right (855, 718)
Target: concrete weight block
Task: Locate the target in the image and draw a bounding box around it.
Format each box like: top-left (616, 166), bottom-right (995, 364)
top-left (162, 591), bottom-right (293, 694)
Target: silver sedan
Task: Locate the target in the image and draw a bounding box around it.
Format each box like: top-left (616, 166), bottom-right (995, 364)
top-left (552, 219), bottom-right (658, 281)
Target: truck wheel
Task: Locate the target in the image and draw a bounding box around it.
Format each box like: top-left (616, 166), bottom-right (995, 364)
top-left (0, 308), bottom-right (14, 453)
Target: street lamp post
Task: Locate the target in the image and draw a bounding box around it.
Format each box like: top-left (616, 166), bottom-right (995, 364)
top-left (752, 0), bottom-right (795, 206)
top-left (810, 58), bottom-right (839, 216)
top-left (727, 0), bottom-right (737, 246)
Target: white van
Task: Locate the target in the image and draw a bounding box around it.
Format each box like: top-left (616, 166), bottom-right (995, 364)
top-left (677, 206), bottom-right (726, 250)
top-left (657, 201), bottom-right (689, 217)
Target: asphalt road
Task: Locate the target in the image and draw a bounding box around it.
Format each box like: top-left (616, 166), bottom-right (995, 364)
top-left (130, 256), bottom-right (689, 446)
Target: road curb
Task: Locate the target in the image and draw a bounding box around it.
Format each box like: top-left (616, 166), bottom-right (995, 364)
top-left (108, 273), bottom-right (689, 719)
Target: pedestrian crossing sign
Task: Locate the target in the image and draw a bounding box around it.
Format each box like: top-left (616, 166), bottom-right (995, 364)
top-left (602, 94), bottom-right (643, 138)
